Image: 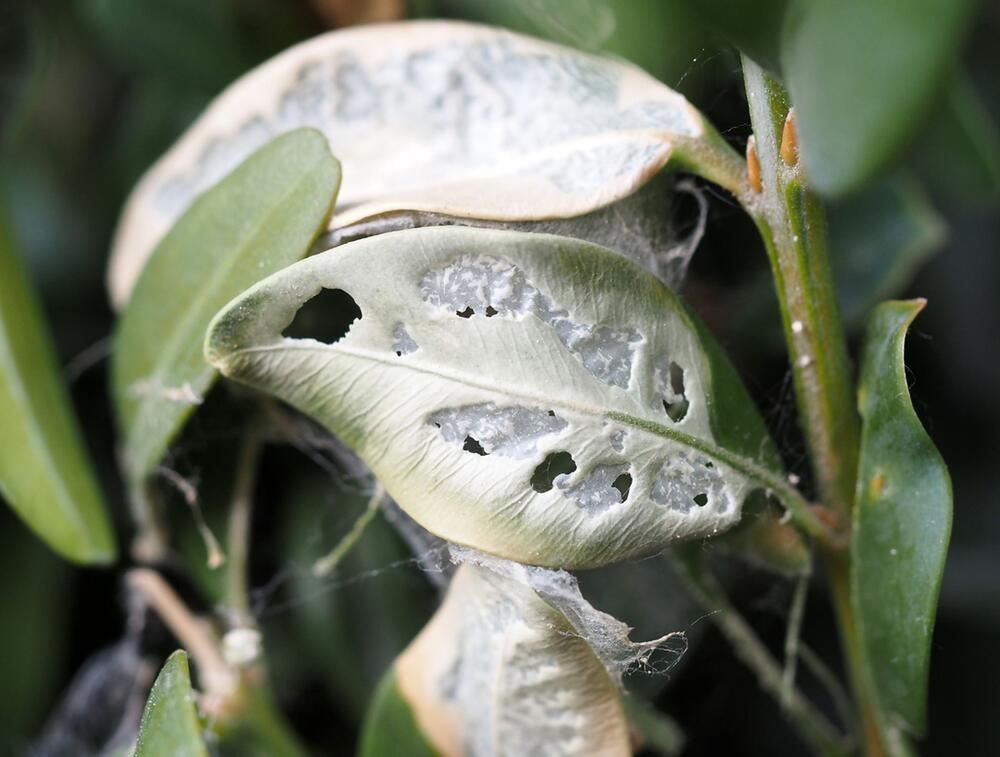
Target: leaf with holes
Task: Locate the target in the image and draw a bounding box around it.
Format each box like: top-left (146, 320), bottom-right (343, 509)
top-left (0, 210), bottom-right (116, 564)
top-left (206, 226), bottom-right (798, 568)
top-left (107, 19), bottom-right (744, 308)
top-left (135, 650), bottom-right (208, 757)
top-left (361, 562), bottom-right (632, 757)
top-left (112, 128), bottom-right (340, 485)
top-left (850, 299), bottom-right (951, 735)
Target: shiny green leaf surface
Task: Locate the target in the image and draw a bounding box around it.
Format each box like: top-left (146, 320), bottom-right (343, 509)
top-left (0, 210), bottom-right (115, 564)
top-left (112, 128), bottom-right (339, 485)
top-left (135, 650), bottom-right (208, 757)
top-left (783, 0), bottom-right (972, 195)
top-left (206, 226), bottom-right (800, 568)
top-left (851, 299), bottom-right (951, 734)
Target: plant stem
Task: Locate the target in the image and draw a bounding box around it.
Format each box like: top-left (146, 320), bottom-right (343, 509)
top-left (227, 429), bottom-right (264, 627)
top-left (673, 552), bottom-right (848, 756)
top-left (740, 61), bottom-right (859, 523)
top-left (740, 57), bottom-right (886, 756)
top-left (312, 481), bottom-right (385, 577)
top-left (127, 568), bottom-right (236, 698)
top-left (782, 569), bottom-right (810, 709)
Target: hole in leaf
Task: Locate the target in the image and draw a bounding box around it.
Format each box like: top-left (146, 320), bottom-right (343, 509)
top-left (693, 493), bottom-right (709, 507)
top-left (663, 361), bottom-right (689, 422)
top-left (456, 306), bottom-right (475, 318)
top-left (462, 435), bottom-right (488, 456)
top-left (282, 288), bottom-right (361, 344)
top-left (485, 305), bottom-right (498, 317)
top-left (531, 451), bottom-right (577, 493)
top-left (612, 472), bottom-right (632, 502)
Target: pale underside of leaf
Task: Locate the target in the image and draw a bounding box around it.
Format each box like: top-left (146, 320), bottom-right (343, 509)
top-left (206, 226), bottom-right (785, 568)
top-left (394, 563), bottom-right (631, 757)
top-left (108, 19), bottom-right (713, 308)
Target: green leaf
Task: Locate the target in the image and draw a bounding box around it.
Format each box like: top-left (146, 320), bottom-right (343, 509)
top-left (851, 299), bottom-right (951, 735)
top-left (206, 226), bottom-right (802, 568)
top-left (359, 669), bottom-right (438, 757)
top-left (108, 20), bottom-right (743, 307)
top-left (135, 650), bottom-right (209, 757)
top-left (112, 128), bottom-right (340, 485)
top-left (363, 562), bottom-right (633, 755)
top-left (0, 209), bottom-right (116, 564)
top-left (782, 0), bottom-right (972, 195)
top-left (829, 174), bottom-right (946, 329)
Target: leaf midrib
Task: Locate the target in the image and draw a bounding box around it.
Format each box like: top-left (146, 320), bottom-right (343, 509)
top-left (225, 340), bottom-right (792, 499)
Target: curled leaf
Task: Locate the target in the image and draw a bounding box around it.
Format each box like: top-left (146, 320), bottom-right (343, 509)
top-left (207, 226), bottom-right (790, 568)
top-left (362, 562), bottom-right (634, 757)
top-left (851, 299), bottom-right (951, 735)
top-left (109, 19), bottom-right (741, 308)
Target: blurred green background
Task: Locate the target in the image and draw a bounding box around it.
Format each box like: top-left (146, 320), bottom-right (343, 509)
top-left (1, 0), bottom-right (998, 754)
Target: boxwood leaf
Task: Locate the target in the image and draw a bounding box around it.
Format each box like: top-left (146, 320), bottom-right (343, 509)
top-left (135, 650), bottom-right (208, 757)
top-left (112, 128), bottom-right (339, 485)
top-left (782, 0), bottom-right (972, 195)
top-left (851, 299), bottom-right (951, 734)
top-left (206, 226), bottom-right (797, 568)
top-left (108, 20), bottom-right (744, 308)
top-left (0, 210), bottom-right (116, 564)
top-left (361, 563), bottom-right (631, 756)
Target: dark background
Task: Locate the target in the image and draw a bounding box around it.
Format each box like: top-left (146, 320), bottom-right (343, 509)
top-left (1, 1), bottom-right (997, 755)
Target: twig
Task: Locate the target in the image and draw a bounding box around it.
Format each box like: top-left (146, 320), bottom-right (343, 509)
top-left (312, 481), bottom-right (385, 577)
top-left (672, 552), bottom-right (848, 756)
top-left (227, 430), bottom-right (264, 627)
top-left (782, 568), bottom-right (810, 708)
top-left (800, 642), bottom-right (856, 738)
top-left (126, 568), bottom-right (235, 699)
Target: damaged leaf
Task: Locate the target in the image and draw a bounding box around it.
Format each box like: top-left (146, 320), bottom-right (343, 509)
top-left (112, 129), bottom-right (339, 485)
top-left (361, 562), bottom-right (637, 757)
top-left (135, 650), bottom-right (208, 757)
top-left (108, 19), bottom-right (743, 308)
top-left (851, 299), bottom-right (951, 735)
top-left (207, 227), bottom-right (794, 568)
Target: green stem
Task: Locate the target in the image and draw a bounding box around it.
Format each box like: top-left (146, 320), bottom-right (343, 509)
top-left (227, 429), bottom-right (263, 627)
top-left (740, 57), bottom-right (885, 756)
top-left (740, 61), bottom-right (859, 522)
top-left (312, 481), bottom-right (385, 577)
top-left (673, 551), bottom-right (848, 756)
